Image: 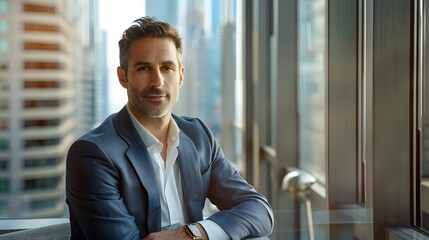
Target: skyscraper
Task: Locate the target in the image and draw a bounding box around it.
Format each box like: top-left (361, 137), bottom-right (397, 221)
top-left (146, 0), bottom-right (178, 26)
top-left (0, 0), bottom-right (103, 218)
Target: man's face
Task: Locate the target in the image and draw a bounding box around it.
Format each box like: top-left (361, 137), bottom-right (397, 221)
top-left (117, 38), bottom-right (184, 121)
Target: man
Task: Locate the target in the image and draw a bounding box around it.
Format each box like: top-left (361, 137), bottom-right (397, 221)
top-left (66, 16), bottom-right (273, 240)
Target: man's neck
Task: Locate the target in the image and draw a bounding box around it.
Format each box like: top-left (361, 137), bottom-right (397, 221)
top-left (145, 118), bottom-right (170, 161)
top-left (140, 116), bottom-right (170, 142)
top-left (127, 104), bottom-right (171, 147)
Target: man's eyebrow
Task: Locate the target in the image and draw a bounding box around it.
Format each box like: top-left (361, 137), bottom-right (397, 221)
top-left (132, 61), bottom-right (151, 68)
top-left (132, 60), bottom-right (177, 67)
top-left (160, 60), bottom-right (177, 66)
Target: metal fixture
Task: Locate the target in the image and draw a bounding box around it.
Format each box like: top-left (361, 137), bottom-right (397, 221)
top-left (281, 168), bottom-right (316, 240)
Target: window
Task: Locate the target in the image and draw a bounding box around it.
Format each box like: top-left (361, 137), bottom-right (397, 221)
top-left (0, 140), bottom-right (8, 151)
top-left (420, 0), bottom-right (429, 232)
top-left (24, 42), bottom-right (61, 51)
top-left (24, 81), bottom-right (60, 89)
top-left (0, 61), bottom-right (7, 70)
top-left (297, 0), bottom-right (327, 184)
top-left (0, 20), bottom-right (7, 33)
top-left (23, 138), bottom-right (60, 148)
top-left (23, 176), bottom-right (61, 190)
top-left (0, 100), bottom-right (7, 110)
top-left (0, 179), bottom-right (8, 193)
top-left (23, 118), bottom-right (60, 128)
top-left (0, 39), bottom-right (7, 53)
top-left (0, 160), bottom-right (7, 170)
top-left (23, 100), bottom-right (61, 108)
top-left (0, 0), bottom-right (239, 226)
top-left (27, 199), bottom-right (58, 210)
top-left (23, 61), bottom-right (61, 70)
top-left (23, 23), bottom-right (59, 33)
top-left (0, 78), bottom-right (7, 90)
top-left (0, 201), bottom-right (6, 217)
top-left (23, 157), bottom-right (62, 168)
top-left (23, 3), bottom-right (55, 14)
top-left (0, 120), bottom-right (7, 130)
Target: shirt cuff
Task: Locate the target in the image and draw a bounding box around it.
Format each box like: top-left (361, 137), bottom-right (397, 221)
top-left (198, 219), bottom-right (230, 240)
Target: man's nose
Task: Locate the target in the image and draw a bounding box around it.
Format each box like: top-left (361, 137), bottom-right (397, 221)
top-left (149, 68), bottom-right (164, 88)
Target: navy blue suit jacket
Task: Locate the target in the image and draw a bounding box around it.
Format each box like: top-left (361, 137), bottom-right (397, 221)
top-left (66, 107), bottom-right (273, 239)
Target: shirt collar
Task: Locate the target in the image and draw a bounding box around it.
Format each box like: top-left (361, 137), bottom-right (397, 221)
top-left (126, 104), bottom-right (180, 148)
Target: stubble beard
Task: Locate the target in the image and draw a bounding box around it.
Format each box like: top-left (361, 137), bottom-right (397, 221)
top-left (131, 87), bottom-right (172, 119)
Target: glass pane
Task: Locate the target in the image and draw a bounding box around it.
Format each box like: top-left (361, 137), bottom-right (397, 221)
top-left (3, 0), bottom-right (237, 220)
top-left (298, 0), bottom-right (327, 184)
top-left (421, 0), bottom-right (429, 232)
top-left (422, 67), bottom-right (429, 229)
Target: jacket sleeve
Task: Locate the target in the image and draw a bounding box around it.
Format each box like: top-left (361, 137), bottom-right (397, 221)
top-left (66, 140), bottom-right (141, 240)
top-left (194, 119), bottom-right (274, 239)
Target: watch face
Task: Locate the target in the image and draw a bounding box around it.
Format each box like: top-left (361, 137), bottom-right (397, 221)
top-left (187, 224), bottom-right (202, 237)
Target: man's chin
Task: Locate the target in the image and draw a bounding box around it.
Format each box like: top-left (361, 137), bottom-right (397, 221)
top-left (143, 110), bottom-right (171, 119)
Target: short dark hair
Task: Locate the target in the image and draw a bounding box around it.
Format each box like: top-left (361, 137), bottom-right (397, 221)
top-left (118, 16), bottom-right (183, 73)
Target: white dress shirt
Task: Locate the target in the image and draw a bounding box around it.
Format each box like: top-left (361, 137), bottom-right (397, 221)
top-left (126, 105), bottom-right (230, 239)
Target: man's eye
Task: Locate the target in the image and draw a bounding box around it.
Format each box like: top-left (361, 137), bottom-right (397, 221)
top-left (161, 66), bottom-right (174, 71)
top-left (137, 66), bottom-right (150, 71)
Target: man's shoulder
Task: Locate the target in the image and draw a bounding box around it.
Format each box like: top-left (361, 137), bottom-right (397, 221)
top-left (172, 114), bottom-right (215, 142)
top-left (172, 114), bottom-right (205, 131)
top-left (78, 113), bottom-right (118, 142)
top-left (173, 114), bottom-right (200, 124)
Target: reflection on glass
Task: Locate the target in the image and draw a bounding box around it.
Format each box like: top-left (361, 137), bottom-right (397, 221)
top-left (298, 0), bottom-right (326, 184)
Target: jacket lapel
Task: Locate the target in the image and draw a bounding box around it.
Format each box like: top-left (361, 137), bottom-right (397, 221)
top-left (113, 107), bottom-right (161, 232)
top-left (177, 133), bottom-right (204, 223)
top-left (126, 141), bottom-right (161, 232)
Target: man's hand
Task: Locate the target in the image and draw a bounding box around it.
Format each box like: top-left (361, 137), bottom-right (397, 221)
top-left (142, 223), bottom-right (208, 240)
top-left (143, 227), bottom-right (189, 240)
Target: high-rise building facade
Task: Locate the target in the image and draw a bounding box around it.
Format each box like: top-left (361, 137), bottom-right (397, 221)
top-left (0, 0), bottom-right (102, 218)
top-left (146, 0), bottom-right (178, 26)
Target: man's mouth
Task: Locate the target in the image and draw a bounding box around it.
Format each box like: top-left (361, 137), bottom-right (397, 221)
top-left (146, 95), bottom-right (166, 101)
top-left (143, 88), bottom-right (168, 102)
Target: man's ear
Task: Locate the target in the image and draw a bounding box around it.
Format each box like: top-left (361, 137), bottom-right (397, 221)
top-left (179, 67), bottom-right (185, 87)
top-left (117, 67), bottom-right (128, 89)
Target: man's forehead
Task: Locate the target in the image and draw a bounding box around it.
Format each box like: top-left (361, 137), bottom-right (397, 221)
top-left (129, 38), bottom-right (178, 61)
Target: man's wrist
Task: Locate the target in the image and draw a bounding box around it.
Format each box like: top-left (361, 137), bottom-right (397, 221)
top-left (195, 223), bottom-right (208, 240)
top-left (184, 223), bottom-right (208, 240)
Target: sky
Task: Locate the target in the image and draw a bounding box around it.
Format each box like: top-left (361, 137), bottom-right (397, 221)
top-left (98, 0), bottom-right (146, 113)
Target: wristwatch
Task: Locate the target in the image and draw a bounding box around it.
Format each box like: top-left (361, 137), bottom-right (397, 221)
top-left (184, 223), bottom-right (203, 240)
